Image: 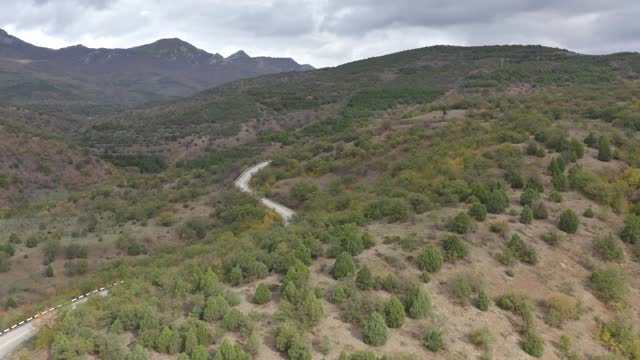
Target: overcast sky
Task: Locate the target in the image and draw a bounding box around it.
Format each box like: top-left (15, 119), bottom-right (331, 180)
top-left (1, 0), bottom-right (639, 68)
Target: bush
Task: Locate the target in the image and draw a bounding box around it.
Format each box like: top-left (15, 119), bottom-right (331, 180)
top-left (447, 273), bottom-right (476, 305)
top-left (506, 234), bottom-right (538, 265)
top-left (531, 200), bottom-right (548, 219)
top-left (583, 207), bottom-right (595, 218)
top-left (449, 212), bottom-right (473, 234)
top-left (253, 283), bottom-right (272, 304)
top-left (558, 209), bottom-right (579, 234)
top-left (158, 211), bottom-right (176, 226)
top-left (332, 252), bottom-right (356, 279)
top-left (420, 271), bottom-right (431, 283)
top-left (214, 340), bottom-right (252, 360)
top-left (543, 294), bottom-right (581, 328)
top-left (0, 253), bottom-right (11, 273)
top-left (522, 332), bottom-right (544, 357)
top-left (598, 135), bottom-right (611, 161)
top-left (541, 231), bottom-right (564, 247)
top-left (525, 176), bottom-right (544, 193)
top-left (383, 296), bottom-right (405, 328)
top-left (485, 188), bottom-right (509, 213)
top-left (468, 327), bottom-right (493, 351)
top-left (468, 202), bottom-right (487, 221)
top-left (338, 350), bottom-right (377, 360)
top-left (442, 234), bottom-right (467, 262)
top-left (489, 220), bottom-right (510, 238)
top-left (475, 290), bottom-right (491, 311)
top-left (519, 205), bottom-right (533, 224)
top-left (496, 292), bottom-right (532, 316)
top-left (417, 244), bottom-right (443, 273)
top-left (590, 267), bottom-right (627, 304)
top-left (595, 235), bottom-right (625, 262)
top-left (520, 188), bottom-right (539, 206)
top-left (584, 132), bottom-right (597, 147)
top-left (362, 312), bottom-right (389, 346)
top-left (424, 330), bottom-right (444, 352)
top-left (404, 284), bottom-right (431, 319)
top-left (26, 236), bottom-right (39, 248)
top-left (222, 309), bottom-right (246, 331)
top-left (356, 266), bottom-right (373, 290)
top-left (203, 295), bottom-right (230, 321)
top-left (620, 214), bottom-right (640, 244)
top-left (45, 264), bottom-right (54, 277)
top-left (550, 191), bottom-right (563, 203)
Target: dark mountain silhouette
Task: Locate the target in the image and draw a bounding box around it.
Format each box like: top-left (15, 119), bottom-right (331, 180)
top-left (0, 29), bottom-right (313, 105)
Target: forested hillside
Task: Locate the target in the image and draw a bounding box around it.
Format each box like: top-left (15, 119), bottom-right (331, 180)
top-left (2, 44), bottom-right (640, 360)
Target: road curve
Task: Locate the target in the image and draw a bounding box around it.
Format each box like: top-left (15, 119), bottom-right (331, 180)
top-left (234, 161), bottom-right (296, 224)
top-left (0, 289), bottom-right (110, 359)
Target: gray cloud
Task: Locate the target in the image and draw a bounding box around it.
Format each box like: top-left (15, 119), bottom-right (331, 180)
top-left (0, 0), bottom-right (638, 67)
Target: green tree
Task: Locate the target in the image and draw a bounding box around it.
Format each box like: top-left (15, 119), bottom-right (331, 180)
top-left (213, 340), bottom-right (251, 360)
top-left (184, 330), bottom-right (198, 355)
top-left (191, 345), bottom-right (209, 360)
top-left (384, 296), bottom-right (405, 328)
top-left (485, 188), bottom-right (509, 214)
top-left (569, 138), bottom-right (584, 159)
top-left (424, 330), bottom-right (444, 352)
top-left (597, 135), bottom-right (611, 161)
top-left (620, 214), bottom-right (640, 244)
top-left (356, 266), bottom-right (373, 290)
top-left (222, 309), bottom-right (246, 331)
top-left (558, 210), bottom-right (579, 234)
top-left (417, 244), bottom-right (443, 272)
top-left (531, 200), bottom-right (548, 220)
top-left (332, 252), bottom-right (356, 280)
top-left (199, 267), bottom-right (221, 297)
top-left (450, 212), bottom-right (473, 233)
top-left (443, 234), bottom-right (467, 262)
top-left (228, 266), bottom-right (244, 286)
top-left (520, 188), bottom-right (539, 206)
top-left (127, 345), bottom-right (150, 360)
top-left (522, 332), bottom-right (544, 358)
top-left (156, 327), bottom-right (174, 353)
top-left (468, 202), bottom-right (487, 221)
top-left (520, 205), bottom-right (533, 224)
top-left (362, 312), bottom-right (389, 346)
top-left (253, 283), bottom-right (272, 304)
top-left (404, 284), bottom-right (431, 319)
top-left (202, 295), bottom-right (230, 321)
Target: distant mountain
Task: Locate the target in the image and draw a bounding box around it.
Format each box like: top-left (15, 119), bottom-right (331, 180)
top-left (0, 29), bottom-right (313, 107)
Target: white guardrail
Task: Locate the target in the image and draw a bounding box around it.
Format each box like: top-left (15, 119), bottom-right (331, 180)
top-left (0, 280), bottom-right (124, 337)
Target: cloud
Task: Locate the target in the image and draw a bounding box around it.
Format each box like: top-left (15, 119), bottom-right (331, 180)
top-left (0, 0), bottom-right (638, 67)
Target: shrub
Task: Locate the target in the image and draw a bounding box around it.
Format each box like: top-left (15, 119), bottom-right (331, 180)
top-left (522, 332), bottom-right (544, 357)
top-left (584, 132), bottom-right (597, 147)
top-left (383, 297), bottom-right (405, 328)
top-left (485, 188), bottom-right (509, 213)
top-left (520, 206), bottom-right (533, 224)
top-left (475, 290), bottom-right (491, 311)
top-left (362, 312), bottom-right (389, 346)
top-left (469, 327), bottom-right (493, 351)
top-left (222, 309), bottom-right (246, 331)
top-left (590, 267), bottom-right (627, 304)
top-left (620, 214), bottom-right (640, 244)
top-left (0, 253), bottom-right (11, 273)
top-left (420, 271), bottom-right (431, 283)
top-left (558, 210), bottom-right (579, 234)
top-left (26, 236), bottom-right (39, 248)
top-left (549, 191), bottom-right (562, 203)
top-left (356, 266), bottom-right (373, 290)
top-left (595, 235), bottom-right (625, 262)
top-left (468, 202), bottom-right (487, 221)
top-left (404, 284), bottom-right (431, 319)
top-left (489, 220), bottom-right (510, 238)
top-left (158, 211), bottom-right (176, 226)
top-left (5, 297), bottom-right (17, 309)
top-left (447, 273), bottom-right (475, 305)
top-left (338, 350), bottom-right (377, 360)
top-left (417, 244), bottom-right (443, 272)
top-left (520, 188), bottom-right (539, 206)
top-left (449, 212), bottom-right (473, 234)
top-left (496, 292), bottom-right (532, 315)
top-left (598, 135), bottom-right (611, 161)
top-left (214, 340), bottom-right (252, 360)
top-left (442, 235), bottom-right (467, 262)
top-left (543, 294), bottom-right (581, 328)
top-left (332, 252), bottom-right (356, 279)
top-left (541, 231), bottom-right (564, 247)
top-left (424, 330), bottom-right (444, 352)
top-left (583, 207), bottom-right (595, 218)
top-left (506, 234), bottom-right (538, 265)
top-left (253, 283), bottom-right (272, 304)
top-left (525, 176), bottom-right (544, 193)
top-left (202, 295), bottom-right (229, 321)
top-left (45, 264), bottom-right (54, 277)
top-left (531, 200), bottom-right (548, 219)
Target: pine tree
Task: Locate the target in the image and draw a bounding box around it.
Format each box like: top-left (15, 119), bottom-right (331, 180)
top-left (404, 284), bottom-right (431, 319)
top-left (202, 295), bottom-right (230, 321)
top-left (475, 290), bottom-right (490, 311)
top-left (520, 205), bottom-right (533, 224)
top-left (363, 312), bottom-right (389, 346)
top-left (332, 252), bottom-right (356, 279)
top-left (184, 330), bottom-right (198, 355)
top-left (384, 297), bottom-right (406, 328)
top-left (417, 244), bottom-right (443, 273)
top-left (253, 283), bottom-right (272, 304)
top-left (356, 266), bottom-right (373, 290)
top-left (597, 135), bottom-right (611, 161)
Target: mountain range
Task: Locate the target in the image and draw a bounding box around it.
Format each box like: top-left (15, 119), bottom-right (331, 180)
top-left (0, 29), bottom-right (313, 106)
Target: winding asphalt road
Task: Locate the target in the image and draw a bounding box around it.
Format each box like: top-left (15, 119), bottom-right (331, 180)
top-left (234, 161), bottom-right (296, 224)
